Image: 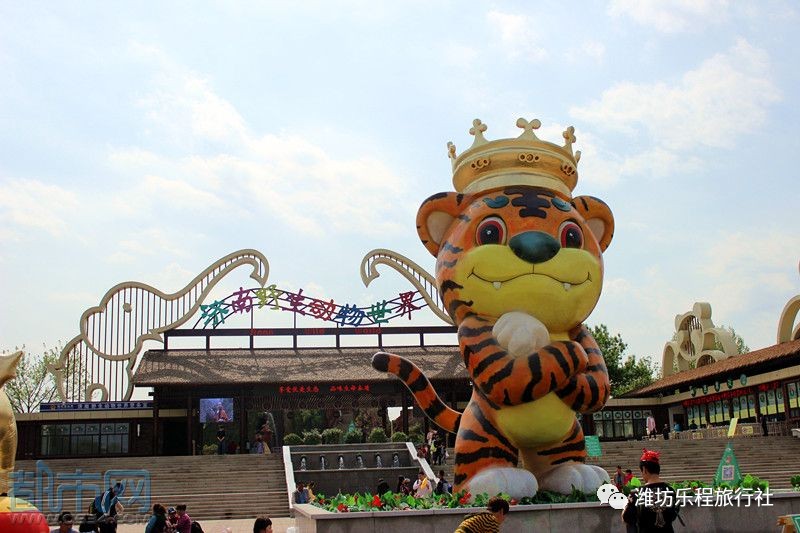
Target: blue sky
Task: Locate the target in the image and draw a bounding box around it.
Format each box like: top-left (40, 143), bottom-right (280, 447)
top-left (2, 1), bottom-right (799, 371)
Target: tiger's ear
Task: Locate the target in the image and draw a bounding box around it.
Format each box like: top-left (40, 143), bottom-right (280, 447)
top-left (572, 195), bottom-right (614, 252)
top-left (416, 192), bottom-right (468, 256)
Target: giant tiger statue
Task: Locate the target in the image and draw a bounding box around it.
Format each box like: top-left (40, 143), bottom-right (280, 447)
top-left (372, 118), bottom-right (614, 498)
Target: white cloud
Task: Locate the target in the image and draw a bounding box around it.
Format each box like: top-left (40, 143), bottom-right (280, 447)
top-left (573, 39), bottom-right (779, 150)
top-left (570, 39), bottom-right (779, 181)
top-left (608, 0), bottom-right (730, 33)
top-left (0, 179), bottom-right (80, 238)
top-left (582, 40), bottom-right (606, 62)
top-left (104, 47), bottom-right (412, 238)
top-left (486, 10), bottom-right (547, 62)
top-left (596, 229), bottom-right (800, 366)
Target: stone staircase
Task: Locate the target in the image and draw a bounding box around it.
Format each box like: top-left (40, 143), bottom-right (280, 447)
top-left (436, 436), bottom-right (800, 491)
top-left (14, 454), bottom-right (289, 521)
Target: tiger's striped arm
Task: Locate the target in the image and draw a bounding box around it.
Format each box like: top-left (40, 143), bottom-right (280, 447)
top-left (459, 315), bottom-right (588, 407)
top-left (555, 325), bottom-right (611, 413)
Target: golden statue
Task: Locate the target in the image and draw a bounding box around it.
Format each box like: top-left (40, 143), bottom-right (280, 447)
top-left (0, 351), bottom-right (22, 496)
top-left (0, 351), bottom-right (48, 532)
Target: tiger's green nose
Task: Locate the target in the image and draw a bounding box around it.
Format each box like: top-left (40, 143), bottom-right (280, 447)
top-left (509, 231), bottom-right (560, 264)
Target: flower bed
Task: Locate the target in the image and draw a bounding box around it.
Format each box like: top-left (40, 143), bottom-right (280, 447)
top-left (312, 488), bottom-right (598, 513)
top-left (312, 474), bottom-right (773, 513)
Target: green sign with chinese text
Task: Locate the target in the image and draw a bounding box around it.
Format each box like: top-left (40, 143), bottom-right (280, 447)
top-left (585, 435), bottom-right (602, 457)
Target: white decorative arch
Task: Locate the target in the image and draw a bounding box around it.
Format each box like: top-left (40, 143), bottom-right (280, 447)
top-left (48, 249), bottom-right (270, 401)
top-left (661, 302), bottom-right (739, 377)
top-left (777, 261), bottom-right (800, 343)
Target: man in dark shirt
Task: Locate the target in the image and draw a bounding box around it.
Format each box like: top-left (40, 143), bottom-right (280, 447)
top-left (622, 449), bottom-right (679, 533)
top-left (216, 425), bottom-right (226, 455)
top-left (293, 482), bottom-right (309, 504)
top-left (434, 470), bottom-right (451, 495)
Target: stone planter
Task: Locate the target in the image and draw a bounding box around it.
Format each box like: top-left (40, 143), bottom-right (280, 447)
top-left (294, 493), bottom-right (800, 533)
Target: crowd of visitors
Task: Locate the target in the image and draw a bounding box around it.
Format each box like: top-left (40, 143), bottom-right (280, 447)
top-left (215, 418), bottom-right (274, 455)
top-left (417, 429), bottom-right (448, 465)
top-left (51, 498), bottom-right (200, 533)
top-left (141, 503), bottom-right (202, 533)
top-left (385, 470), bottom-right (451, 499)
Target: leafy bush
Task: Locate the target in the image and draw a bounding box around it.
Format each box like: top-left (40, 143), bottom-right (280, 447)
top-left (303, 429), bottom-right (323, 445)
top-left (409, 432), bottom-right (424, 445)
top-left (289, 409), bottom-right (325, 435)
top-left (344, 429), bottom-right (362, 444)
top-left (670, 480), bottom-right (709, 491)
top-left (201, 444), bottom-right (217, 455)
top-left (790, 474), bottom-right (800, 488)
top-left (390, 431), bottom-right (408, 443)
top-left (283, 433), bottom-right (303, 446)
top-left (322, 428), bottom-right (344, 444)
top-left (368, 428), bottom-right (389, 443)
top-left (740, 473), bottom-right (768, 492)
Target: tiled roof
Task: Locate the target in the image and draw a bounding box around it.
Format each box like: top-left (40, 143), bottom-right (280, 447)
top-left (624, 339), bottom-right (800, 397)
top-left (133, 346), bottom-right (466, 385)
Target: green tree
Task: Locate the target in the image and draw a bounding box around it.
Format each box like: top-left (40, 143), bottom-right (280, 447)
top-left (1, 343), bottom-right (75, 413)
top-left (714, 325), bottom-right (749, 354)
top-left (588, 324), bottom-right (657, 396)
top-left (289, 409), bottom-right (324, 434)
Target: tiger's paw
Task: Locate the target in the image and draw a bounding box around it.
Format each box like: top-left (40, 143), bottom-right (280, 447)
top-left (493, 312), bottom-right (550, 357)
top-left (537, 462), bottom-right (609, 495)
top-left (465, 467), bottom-right (538, 499)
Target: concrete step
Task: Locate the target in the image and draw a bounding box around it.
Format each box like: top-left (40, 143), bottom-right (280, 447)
top-left (14, 455), bottom-right (291, 521)
top-left (435, 436), bottom-right (800, 490)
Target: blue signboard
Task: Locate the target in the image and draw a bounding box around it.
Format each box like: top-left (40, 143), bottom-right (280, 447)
top-left (40, 401), bottom-right (153, 412)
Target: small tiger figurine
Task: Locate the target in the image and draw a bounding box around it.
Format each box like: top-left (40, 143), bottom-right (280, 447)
top-left (372, 118), bottom-right (613, 498)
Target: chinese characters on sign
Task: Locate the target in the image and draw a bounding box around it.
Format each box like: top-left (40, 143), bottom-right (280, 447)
top-left (276, 384), bottom-right (370, 393)
top-left (192, 286), bottom-right (428, 329)
top-left (329, 384), bottom-right (370, 393)
top-left (278, 385), bottom-right (321, 394)
top-left (635, 487), bottom-right (772, 508)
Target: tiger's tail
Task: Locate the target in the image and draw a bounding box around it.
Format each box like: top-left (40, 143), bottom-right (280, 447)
top-left (372, 351), bottom-right (461, 433)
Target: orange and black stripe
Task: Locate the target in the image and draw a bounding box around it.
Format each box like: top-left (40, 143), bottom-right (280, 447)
top-left (371, 352), bottom-right (462, 432)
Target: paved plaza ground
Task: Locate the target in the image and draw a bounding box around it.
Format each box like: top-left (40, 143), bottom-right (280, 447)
top-left (115, 517), bottom-right (296, 533)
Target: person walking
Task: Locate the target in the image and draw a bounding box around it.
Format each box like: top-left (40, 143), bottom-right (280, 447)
top-left (454, 497), bottom-right (509, 533)
top-left (92, 483), bottom-right (123, 519)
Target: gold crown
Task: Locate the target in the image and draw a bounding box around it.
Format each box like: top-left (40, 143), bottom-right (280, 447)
top-left (448, 117), bottom-right (581, 198)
